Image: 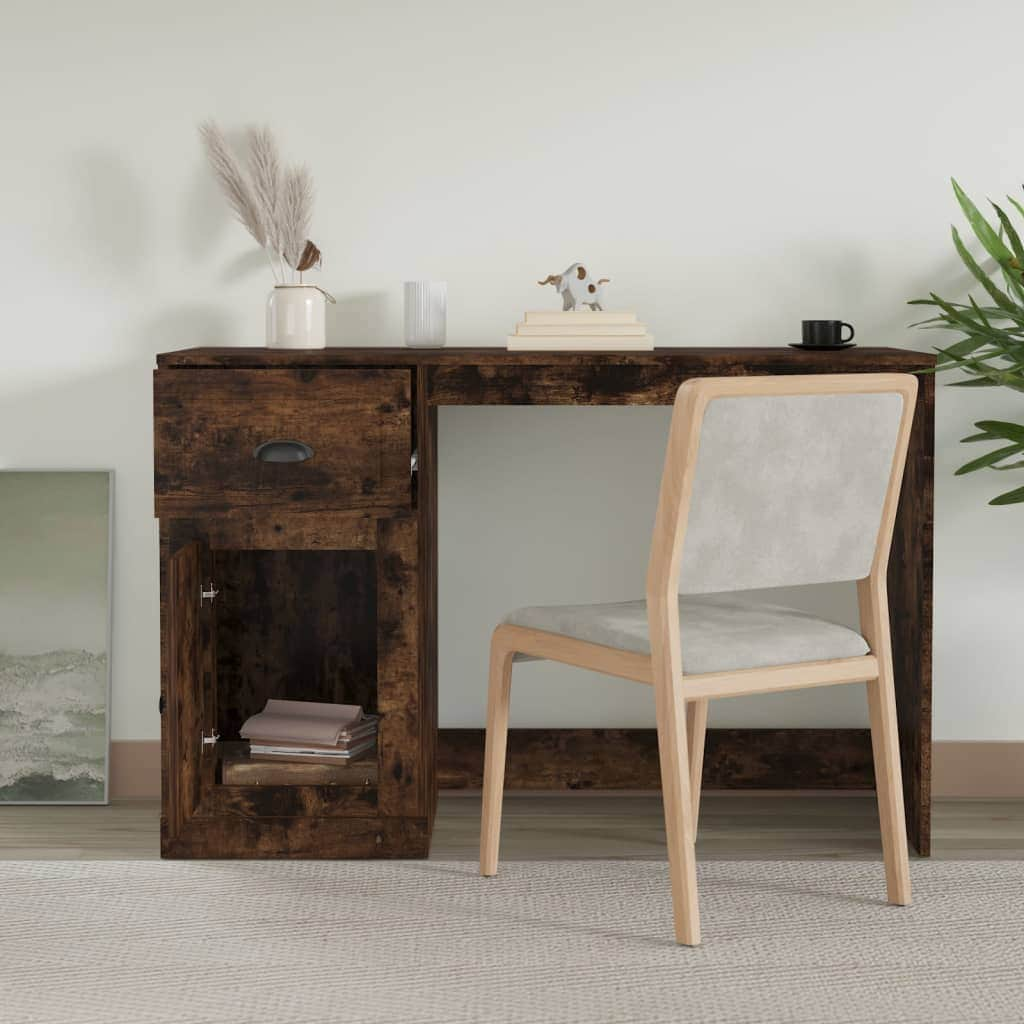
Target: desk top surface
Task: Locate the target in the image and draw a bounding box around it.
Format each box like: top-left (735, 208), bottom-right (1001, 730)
top-left (158, 346), bottom-right (934, 370)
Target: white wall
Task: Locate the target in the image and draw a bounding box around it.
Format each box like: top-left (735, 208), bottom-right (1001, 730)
top-left (2, 0), bottom-right (1021, 741)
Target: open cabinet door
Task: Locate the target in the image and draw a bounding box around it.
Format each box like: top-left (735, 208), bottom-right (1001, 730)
top-left (167, 539), bottom-right (217, 836)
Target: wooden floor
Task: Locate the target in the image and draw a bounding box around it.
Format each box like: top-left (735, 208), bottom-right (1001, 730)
top-left (0, 793), bottom-right (1021, 860)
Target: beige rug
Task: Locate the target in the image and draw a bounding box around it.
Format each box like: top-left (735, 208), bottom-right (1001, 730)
top-left (2, 860), bottom-right (1022, 1023)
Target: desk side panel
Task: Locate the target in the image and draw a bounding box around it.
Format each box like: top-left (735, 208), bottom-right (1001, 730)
top-left (888, 371), bottom-right (934, 855)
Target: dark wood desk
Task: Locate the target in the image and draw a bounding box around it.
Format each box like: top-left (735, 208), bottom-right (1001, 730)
top-left (155, 347), bottom-right (934, 857)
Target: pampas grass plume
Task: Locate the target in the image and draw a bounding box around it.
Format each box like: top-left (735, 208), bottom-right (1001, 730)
top-left (246, 125), bottom-right (282, 253)
top-left (280, 165), bottom-right (314, 270)
top-left (198, 120), bottom-right (266, 248)
top-left (199, 118), bottom-right (319, 283)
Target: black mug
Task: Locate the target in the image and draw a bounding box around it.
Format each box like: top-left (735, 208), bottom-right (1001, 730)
top-left (802, 320), bottom-right (855, 346)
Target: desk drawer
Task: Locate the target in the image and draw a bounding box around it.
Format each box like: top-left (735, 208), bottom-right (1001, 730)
top-left (155, 368), bottom-right (411, 515)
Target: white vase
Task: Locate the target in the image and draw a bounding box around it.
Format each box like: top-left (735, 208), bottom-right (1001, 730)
top-left (266, 285), bottom-right (334, 349)
top-left (404, 281), bottom-right (447, 348)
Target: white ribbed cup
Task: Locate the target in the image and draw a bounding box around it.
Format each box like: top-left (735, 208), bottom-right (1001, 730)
top-left (404, 281), bottom-right (447, 348)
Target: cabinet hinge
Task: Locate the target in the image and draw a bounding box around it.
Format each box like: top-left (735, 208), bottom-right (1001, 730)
top-left (201, 731), bottom-right (220, 748)
top-left (201, 582), bottom-right (219, 604)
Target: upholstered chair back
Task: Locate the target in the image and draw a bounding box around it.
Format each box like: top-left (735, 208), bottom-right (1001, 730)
top-left (651, 375), bottom-right (918, 597)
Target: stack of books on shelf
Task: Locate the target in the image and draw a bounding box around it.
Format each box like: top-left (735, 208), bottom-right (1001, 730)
top-left (507, 310), bottom-right (654, 351)
top-left (239, 698), bottom-right (378, 765)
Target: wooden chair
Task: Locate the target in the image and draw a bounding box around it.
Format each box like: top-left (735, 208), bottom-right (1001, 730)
top-left (479, 373), bottom-right (917, 946)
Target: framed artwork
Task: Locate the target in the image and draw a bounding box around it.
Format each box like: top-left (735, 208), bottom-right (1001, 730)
top-left (0, 471), bottom-right (113, 804)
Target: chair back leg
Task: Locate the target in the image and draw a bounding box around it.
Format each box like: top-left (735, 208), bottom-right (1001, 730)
top-left (687, 698), bottom-right (709, 827)
top-left (480, 630), bottom-right (515, 877)
top-left (859, 578), bottom-right (912, 906)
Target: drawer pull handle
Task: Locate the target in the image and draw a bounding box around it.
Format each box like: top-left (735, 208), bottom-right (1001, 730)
top-left (254, 439), bottom-right (314, 463)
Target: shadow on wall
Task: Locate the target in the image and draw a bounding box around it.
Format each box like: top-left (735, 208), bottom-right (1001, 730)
top-left (330, 291), bottom-right (393, 345)
top-left (69, 145), bottom-right (253, 299)
top-left (180, 158), bottom-right (234, 263)
top-left (70, 148), bottom-right (149, 282)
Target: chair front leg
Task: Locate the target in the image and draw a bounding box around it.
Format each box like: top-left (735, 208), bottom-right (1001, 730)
top-left (649, 598), bottom-right (701, 945)
top-left (654, 670), bottom-right (701, 945)
top-left (867, 672), bottom-right (912, 905)
top-left (480, 628), bottom-right (515, 877)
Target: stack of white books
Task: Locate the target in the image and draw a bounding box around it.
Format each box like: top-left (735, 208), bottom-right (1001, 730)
top-left (507, 311), bottom-right (653, 351)
top-left (240, 698), bottom-right (378, 764)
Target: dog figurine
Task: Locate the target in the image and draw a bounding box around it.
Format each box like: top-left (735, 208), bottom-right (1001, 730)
top-left (538, 263), bottom-right (611, 311)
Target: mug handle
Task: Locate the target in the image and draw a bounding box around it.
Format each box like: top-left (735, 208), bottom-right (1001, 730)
top-left (841, 322), bottom-right (855, 342)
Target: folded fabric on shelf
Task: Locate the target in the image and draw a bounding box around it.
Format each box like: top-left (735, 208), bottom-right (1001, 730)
top-left (239, 698), bottom-right (369, 746)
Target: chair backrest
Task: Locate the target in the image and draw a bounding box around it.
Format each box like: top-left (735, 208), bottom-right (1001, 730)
top-left (647, 374), bottom-right (918, 598)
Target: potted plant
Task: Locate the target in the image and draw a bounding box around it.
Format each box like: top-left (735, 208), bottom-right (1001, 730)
top-left (911, 179), bottom-right (1024, 506)
top-left (199, 121), bottom-right (333, 348)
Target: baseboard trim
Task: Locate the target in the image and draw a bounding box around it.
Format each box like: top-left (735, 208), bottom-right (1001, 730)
top-left (931, 741), bottom-right (1024, 798)
top-left (110, 741), bottom-right (161, 799)
top-left (109, 734), bottom-right (1024, 800)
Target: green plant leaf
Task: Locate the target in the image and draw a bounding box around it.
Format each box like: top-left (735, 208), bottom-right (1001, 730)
top-left (961, 431), bottom-right (997, 442)
top-left (921, 293), bottom-right (1011, 342)
top-left (1002, 268), bottom-right (1024, 306)
top-left (929, 306), bottom-right (989, 337)
top-left (968, 295), bottom-right (993, 329)
top-left (935, 337), bottom-right (992, 360)
top-left (988, 305), bottom-right (1024, 325)
top-left (920, 321), bottom-right (973, 332)
top-left (993, 202), bottom-right (1024, 263)
top-left (991, 459), bottom-right (1024, 470)
top-left (940, 354), bottom-right (1024, 388)
top-left (933, 342), bottom-right (1004, 373)
top-left (908, 296), bottom-right (1024, 329)
top-left (957, 373), bottom-right (1024, 391)
top-left (951, 226), bottom-right (1017, 312)
top-left (953, 178), bottom-right (1014, 263)
top-left (936, 338), bottom-right (1024, 375)
top-left (974, 420), bottom-right (1024, 442)
top-left (943, 349), bottom-right (1024, 378)
top-left (955, 442), bottom-right (1024, 474)
top-left (1008, 194), bottom-right (1024, 223)
top-left (948, 378), bottom-right (1000, 388)
top-left (990, 484), bottom-right (1024, 505)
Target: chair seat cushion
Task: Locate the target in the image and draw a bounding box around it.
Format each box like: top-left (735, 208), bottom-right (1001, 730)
top-left (502, 595), bottom-right (869, 675)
